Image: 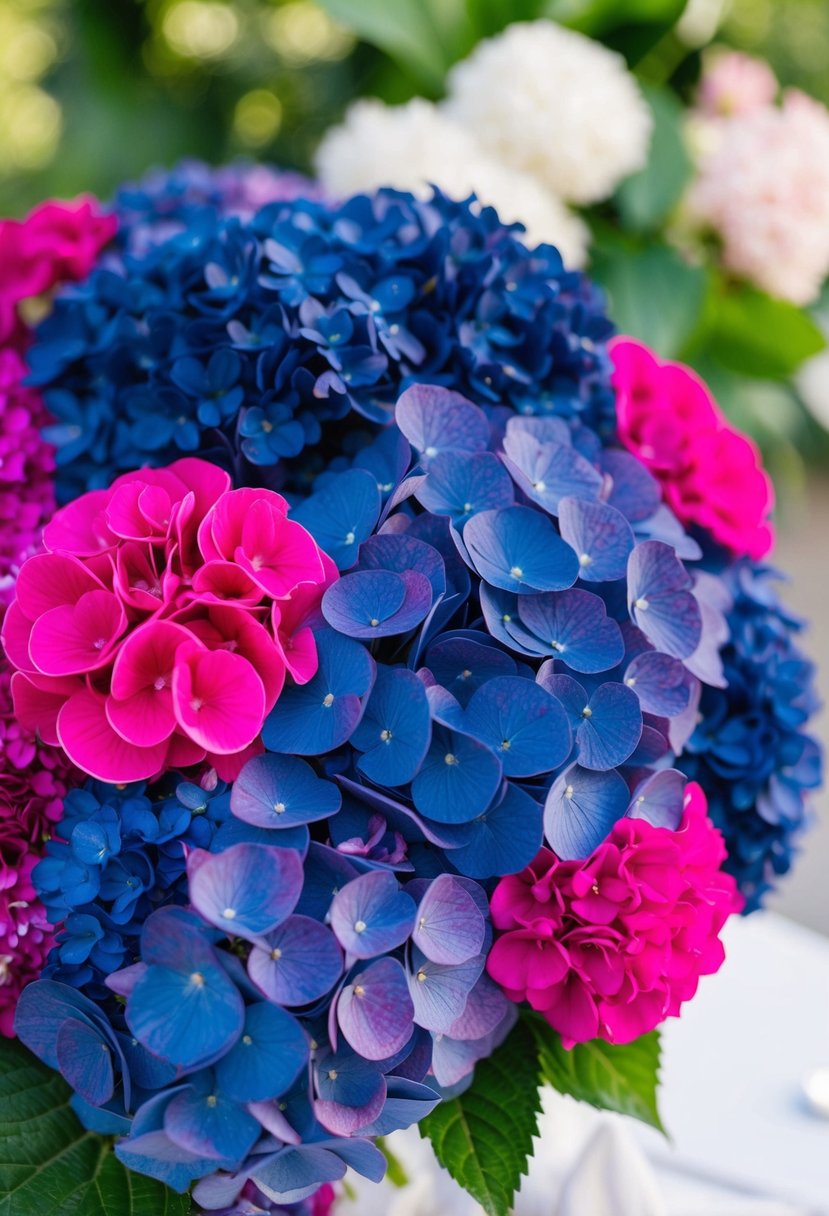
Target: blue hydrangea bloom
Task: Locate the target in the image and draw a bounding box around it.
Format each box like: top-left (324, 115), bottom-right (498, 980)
top-left (29, 178), bottom-right (615, 502)
top-left (679, 562), bottom-right (823, 912)
top-left (17, 176), bottom-right (823, 1209)
top-left (33, 778), bottom-right (231, 1000)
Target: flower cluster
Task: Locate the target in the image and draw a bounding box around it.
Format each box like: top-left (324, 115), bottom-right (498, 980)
top-left (612, 338), bottom-right (773, 560)
top-left (27, 185), bottom-right (615, 503)
top-left (444, 21), bottom-right (652, 205)
top-left (685, 65), bottom-right (829, 305)
top-left (19, 840), bottom-right (506, 1203)
top-left (487, 783), bottom-right (742, 1046)
top-left (316, 20), bottom-right (652, 262)
top-left (679, 563), bottom-right (822, 911)
top-left (0, 350), bottom-right (56, 610)
top-left (0, 663), bottom-right (76, 1036)
top-left (5, 175), bottom-right (822, 1214)
top-left (113, 159), bottom-right (322, 257)
top-left (314, 99), bottom-right (590, 263)
top-left (33, 777), bottom-right (231, 999)
top-left (2, 457), bottom-right (333, 783)
top-left (0, 197), bottom-right (116, 347)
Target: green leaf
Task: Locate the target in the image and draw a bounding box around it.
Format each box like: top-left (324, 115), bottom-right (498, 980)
top-left (0, 1039), bottom-right (189, 1216)
top-left (543, 0), bottom-right (686, 62)
top-left (615, 84), bottom-right (691, 232)
top-left (315, 0), bottom-right (474, 91)
top-left (590, 242), bottom-right (706, 358)
top-left (707, 286), bottom-right (826, 380)
top-left (529, 1016), bottom-right (664, 1132)
top-left (420, 1018), bottom-right (542, 1216)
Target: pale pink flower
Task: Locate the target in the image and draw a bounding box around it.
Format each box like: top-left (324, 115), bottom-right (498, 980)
top-left (686, 88), bottom-right (829, 305)
top-left (698, 50), bottom-right (778, 117)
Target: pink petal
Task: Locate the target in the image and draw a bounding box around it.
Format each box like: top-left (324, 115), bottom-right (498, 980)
top-left (171, 644), bottom-right (266, 755)
top-left (190, 561), bottom-right (263, 606)
top-left (188, 605), bottom-right (285, 712)
top-left (273, 620), bottom-right (319, 686)
top-left (236, 510), bottom-right (324, 601)
top-left (114, 543), bottom-right (165, 612)
top-left (106, 480), bottom-right (170, 541)
top-left (15, 552), bottom-right (106, 620)
top-left (29, 590), bottom-right (127, 677)
top-left (1, 600), bottom-right (36, 672)
top-left (58, 687), bottom-right (170, 781)
top-left (108, 620), bottom-right (199, 746)
top-left (110, 620), bottom-right (198, 701)
top-left (11, 671), bottom-right (77, 746)
top-left (42, 490), bottom-right (115, 555)
top-left (198, 487), bottom-right (290, 564)
top-left (166, 732), bottom-right (207, 768)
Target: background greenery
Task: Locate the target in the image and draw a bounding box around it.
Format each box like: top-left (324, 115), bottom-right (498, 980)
top-left (3, 0), bottom-right (829, 477)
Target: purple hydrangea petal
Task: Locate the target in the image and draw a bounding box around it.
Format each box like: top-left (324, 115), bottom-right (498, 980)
top-left (358, 532), bottom-right (446, 599)
top-left (411, 874), bottom-right (486, 965)
top-left (416, 450), bottom-right (515, 526)
top-left (406, 948), bottom-right (485, 1033)
top-left (322, 569), bottom-right (433, 638)
top-left (558, 496), bottom-right (635, 583)
top-left (187, 844), bottom-right (304, 942)
top-left (329, 869), bottom-right (416, 958)
top-left (314, 1050), bottom-right (386, 1136)
top-left (423, 633), bottom-right (518, 707)
top-left (337, 957), bottom-right (414, 1060)
top-left (544, 764), bottom-right (630, 860)
top-left (351, 665), bottom-right (432, 786)
top-left (463, 674), bottom-right (572, 777)
top-left (627, 768), bottom-right (687, 829)
top-left (502, 427), bottom-right (603, 515)
top-left (623, 650), bottom-right (691, 717)
top-left (518, 588), bottom-right (624, 673)
top-left (395, 384), bottom-right (490, 466)
top-left (446, 974), bottom-right (511, 1041)
top-left (462, 506), bottom-right (578, 594)
top-left (230, 754), bottom-right (340, 829)
top-left (627, 540), bottom-right (702, 659)
top-left (248, 915), bottom-right (343, 1007)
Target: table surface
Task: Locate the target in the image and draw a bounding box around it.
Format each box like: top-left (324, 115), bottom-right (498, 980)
top-left (638, 911), bottom-right (829, 1214)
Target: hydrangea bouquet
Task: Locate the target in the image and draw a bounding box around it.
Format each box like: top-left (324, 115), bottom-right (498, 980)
top-left (0, 163), bottom-right (821, 1216)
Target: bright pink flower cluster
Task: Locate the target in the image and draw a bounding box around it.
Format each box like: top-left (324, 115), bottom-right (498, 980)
top-left (0, 349), bottom-right (57, 611)
top-left (611, 338), bottom-right (774, 560)
top-left (486, 784), bottom-right (743, 1047)
top-left (0, 197), bottom-right (116, 346)
top-left (2, 458), bottom-right (335, 784)
top-left (1, 662), bottom-right (76, 1037)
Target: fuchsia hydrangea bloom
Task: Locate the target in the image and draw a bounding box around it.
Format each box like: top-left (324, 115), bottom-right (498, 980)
top-left (611, 337), bottom-right (774, 560)
top-left (0, 349), bottom-right (57, 611)
top-left (0, 197), bottom-right (116, 347)
top-left (487, 783), bottom-right (743, 1047)
top-left (1, 661), bottom-right (76, 1037)
top-left (2, 458), bottom-right (335, 784)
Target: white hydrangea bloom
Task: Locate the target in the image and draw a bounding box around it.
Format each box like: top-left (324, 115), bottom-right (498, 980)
top-left (445, 21), bottom-right (652, 205)
top-left (315, 97), bottom-right (589, 266)
top-left (686, 90), bottom-right (829, 305)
